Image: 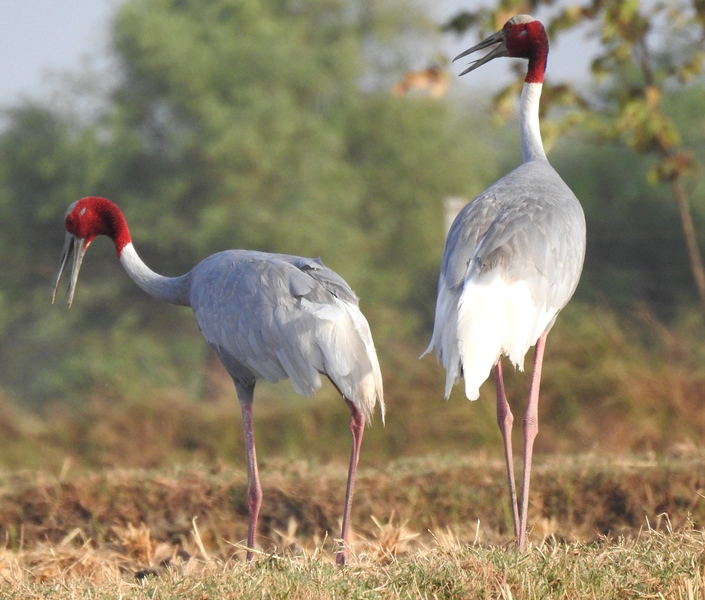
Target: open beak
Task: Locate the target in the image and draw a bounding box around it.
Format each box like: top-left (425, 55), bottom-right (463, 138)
top-left (453, 28), bottom-right (508, 76)
top-left (51, 232), bottom-right (88, 308)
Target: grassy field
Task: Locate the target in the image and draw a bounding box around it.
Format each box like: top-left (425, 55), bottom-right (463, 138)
top-left (0, 304), bottom-right (704, 596)
top-left (0, 453), bottom-right (702, 598)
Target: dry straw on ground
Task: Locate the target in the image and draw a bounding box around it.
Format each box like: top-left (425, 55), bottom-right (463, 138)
top-left (0, 453), bottom-right (701, 597)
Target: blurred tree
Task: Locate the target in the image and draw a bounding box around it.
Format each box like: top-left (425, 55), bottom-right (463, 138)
top-left (443, 0), bottom-right (705, 314)
top-left (0, 0), bottom-right (496, 404)
top-left (5, 0), bottom-right (705, 460)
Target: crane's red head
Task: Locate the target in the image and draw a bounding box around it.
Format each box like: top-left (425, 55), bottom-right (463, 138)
top-left (64, 196), bottom-right (132, 253)
top-left (453, 15), bottom-right (549, 83)
top-left (52, 196), bottom-right (132, 308)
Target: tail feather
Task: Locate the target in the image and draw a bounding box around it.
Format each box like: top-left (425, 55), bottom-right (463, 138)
top-left (428, 272), bottom-right (554, 401)
top-left (423, 276), bottom-right (464, 399)
top-left (309, 299), bottom-right (384, 424)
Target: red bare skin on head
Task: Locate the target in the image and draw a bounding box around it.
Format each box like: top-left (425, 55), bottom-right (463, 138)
top-left (65, 197), bottom-right (132, 256)
top-left (503, 19), bottom-right (548, 84)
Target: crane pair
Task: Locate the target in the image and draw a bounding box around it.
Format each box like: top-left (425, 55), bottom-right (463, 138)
top-left (53, 15), bottom-right (585, 562)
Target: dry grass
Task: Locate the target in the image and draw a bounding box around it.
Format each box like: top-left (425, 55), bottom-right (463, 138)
top-left (0, 512), bottom-right (702, 599)
top-left (1, 304), bottom-right (704, 595)
top-left (0, 453), bottom-right (701, 597)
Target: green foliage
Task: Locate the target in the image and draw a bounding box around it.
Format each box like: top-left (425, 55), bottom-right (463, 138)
top-left (553, 137), bottom-right (694, 316)
top-left (0, 0), bottom-right (493, 405)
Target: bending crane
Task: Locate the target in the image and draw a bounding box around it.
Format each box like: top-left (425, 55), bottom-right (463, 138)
top-left (53, 196), bottom-right (385, 564)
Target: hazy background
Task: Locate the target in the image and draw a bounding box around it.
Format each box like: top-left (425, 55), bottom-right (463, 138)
top-left (0, 0), bottom-right (703, 472)
top-left (0, 0), bottom-right (598, 106)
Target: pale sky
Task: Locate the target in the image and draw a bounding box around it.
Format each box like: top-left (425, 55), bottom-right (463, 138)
top-left (0, 1), bottom-right (119, 107)
top-left (0, 1), bottom-right (592, 108)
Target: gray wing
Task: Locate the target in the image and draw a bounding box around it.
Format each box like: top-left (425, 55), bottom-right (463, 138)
top-left (442, 160), bottom-right (586, 311)
top-left (285, 256), bottom-right (360, 305)
top-left (425, 160), bottom-right (586, 396)
top-left (188, 251), bottom-right (383, 419)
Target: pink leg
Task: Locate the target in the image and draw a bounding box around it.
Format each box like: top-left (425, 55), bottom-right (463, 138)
top-left (517, 332), bottom-right (547, 552)
top-left (494, 360), bottom-right (520, 539)
top-left (238, 389), bottom-right (262, 562)
top-left (336, 399), bottom-right (365, 566)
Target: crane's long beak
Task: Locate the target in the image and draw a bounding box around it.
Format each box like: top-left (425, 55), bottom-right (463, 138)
top-left (52, 232), bottom-right (88, 308)
top-left (453, 28), bottom-right (508, 76)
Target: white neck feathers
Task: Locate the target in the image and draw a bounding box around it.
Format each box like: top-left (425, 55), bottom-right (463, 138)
top-left (520, 82), bottom-right (546, 163)
top-left (119, 243), bottom-right (192, 307)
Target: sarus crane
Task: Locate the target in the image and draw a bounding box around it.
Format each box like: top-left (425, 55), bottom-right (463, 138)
top-left (423, 15), bottom-right (586, 551)
top-left (52, 196), bottom-right (385, 564)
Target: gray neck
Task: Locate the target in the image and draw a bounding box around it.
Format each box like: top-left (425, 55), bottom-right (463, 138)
top-left (119, 243), bottom-right (191, 307)
top-left (520, 82), bottom-right (547, 163)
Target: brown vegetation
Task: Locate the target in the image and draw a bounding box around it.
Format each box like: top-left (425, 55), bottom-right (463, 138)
top-left (0, 453), bottom-right (702, 583)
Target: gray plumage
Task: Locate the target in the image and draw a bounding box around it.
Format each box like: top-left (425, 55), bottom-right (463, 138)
top-left (189, 251), bottom-right (383, 419)
top-left (443, 161), bottom-right (585, 302)
top-left (426, 159), bottom-right (586, 400)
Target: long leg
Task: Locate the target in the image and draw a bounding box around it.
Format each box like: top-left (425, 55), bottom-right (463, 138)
top-left (336, 399), bottom-right (365, 566)
top-left (236, 382), bottom-right (262, 562)
top-left (494, 360), bottom-right (520, 539)
top-left (517, 332), bottom-right (547, 552)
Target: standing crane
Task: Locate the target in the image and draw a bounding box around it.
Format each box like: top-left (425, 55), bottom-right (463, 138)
top-left (52, 196), bottom-right (385, 565)
top-left (423, 15), bottom-right (586, 551)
